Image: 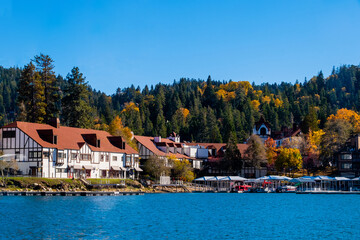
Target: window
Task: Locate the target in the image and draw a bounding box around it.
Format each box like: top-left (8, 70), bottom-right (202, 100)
top-left (125, 155), bottom-right (131, 167)
top-left (341, 154), bottom-right (352, 160)
top-left (71, 153), bottom-right (77, 160)
top-left (3, 130), bottom-right (15, 138)
top-left (43, 152), bottom-right (50, 158)
top-left (106, 155), bottom-right (109, 162)
top-left (80, 154), bottom-right (91, 161)
top-left (58, 152), bottom-right (64, 159)
top-left (113, 156), bottom-right (117, 161)
top-left (29, 151), bottom-right (42, 158)
top-left (100, 154), bottom-right (104, 162)
top-left (56, 168), bottom-right (67, 173)
top-left (342, 163), bottom-right (352, 169)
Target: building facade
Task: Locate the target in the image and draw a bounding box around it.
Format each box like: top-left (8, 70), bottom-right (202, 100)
top-left (0, 120), bottom-right (141, 179)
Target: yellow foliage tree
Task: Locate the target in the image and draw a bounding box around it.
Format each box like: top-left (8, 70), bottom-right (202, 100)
top-left (216, 89), bottom-right (236, 101)
top-left (262, 96), bottom-right (271, 104)
top-left (238, 81), bottom-right (253, 95)
top-left (275, 148), bottom-right (302, 173)
top-left (108, 116), bottom-right (137, 150)
top-left (274, 98), bottom-right (283, 108)
top-left (250, 100), bottom-right (260, 111)
top-left (180, 108), bottom-right (190, 119)
top-left (172, 159), bottom-right (195, 182)
top-left (327, 108), bottom-right (360, 133)
top-left (121, 102), bottom-right (139, 113)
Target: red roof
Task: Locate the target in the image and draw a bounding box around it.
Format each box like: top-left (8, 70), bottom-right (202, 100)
top-left (2, 121), bottom-right (137, 154)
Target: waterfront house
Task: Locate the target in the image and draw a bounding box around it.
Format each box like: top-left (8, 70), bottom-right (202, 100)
top-left (134, 135), bottom-right (203, 169)
top-left (335, 134), bottom-right (360, 177)
top-left (0, 119), bottom-right (141, 179)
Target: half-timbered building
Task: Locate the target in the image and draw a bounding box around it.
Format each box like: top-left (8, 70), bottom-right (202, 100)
top-left (0, 119), bottom-right (141, 179)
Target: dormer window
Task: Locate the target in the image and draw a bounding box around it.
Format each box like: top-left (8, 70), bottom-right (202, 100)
top-left (53, 135), bottom-right (58, 144)
top-left (97, 139), bottom-right (101, 148)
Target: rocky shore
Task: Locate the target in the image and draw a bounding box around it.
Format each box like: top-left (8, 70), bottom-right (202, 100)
top-left (0, 177), bottom-right (193, 194)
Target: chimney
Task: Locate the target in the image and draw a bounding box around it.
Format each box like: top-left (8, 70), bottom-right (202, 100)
top-left (49, 117), bottom-right (60, 128)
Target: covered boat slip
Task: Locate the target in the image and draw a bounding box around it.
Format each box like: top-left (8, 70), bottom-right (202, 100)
top-left (193, 175), bottom-right (360, 193)
top-left (193, 176), bottom-right (247, 192)
top-left (291, 176), bottom-right (358, 192)
top-left (193, 175), bottom-right (293, 192)
top-left (247, 175), bottom-right (293, 192)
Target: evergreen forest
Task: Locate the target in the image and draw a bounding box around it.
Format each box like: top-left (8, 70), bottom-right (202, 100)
top-left (1, 54), bottom-right (360, 145)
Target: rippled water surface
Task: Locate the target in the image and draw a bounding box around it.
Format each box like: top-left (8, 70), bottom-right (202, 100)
top-left (1, 193), bottom-right (360, 239)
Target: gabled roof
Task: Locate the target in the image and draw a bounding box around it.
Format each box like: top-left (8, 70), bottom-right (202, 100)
top-left (1, 121), bottom-right (137, 154)
top-left (134, 135), bottom-right (198, 160)
top-left (255, 116), bottom-right (271, 131)
top-left (134, 135), bottom-right (168, 156)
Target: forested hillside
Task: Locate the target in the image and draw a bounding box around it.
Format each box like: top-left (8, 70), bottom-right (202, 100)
top-left (1, 55), bottom-right (360, 144)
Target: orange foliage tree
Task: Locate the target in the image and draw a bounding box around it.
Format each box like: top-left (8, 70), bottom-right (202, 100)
top-left (108, 115), bottom-right (137, 150)
top-left (264, 138), bottom-right (278, 168)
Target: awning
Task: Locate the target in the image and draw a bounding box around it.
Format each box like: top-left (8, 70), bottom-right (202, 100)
top-left (111, 166), bottom-right (121, 171)
top-left (83, 165), bottom-right (92, 170)
top-left (134, 167), bottom-right (143, 172)
top-left (290, 178), bottom-right (315, 183)
top-left (73, 165), bottom-right (82, 170)
top-left (119, 166), bottom-right (126, 171)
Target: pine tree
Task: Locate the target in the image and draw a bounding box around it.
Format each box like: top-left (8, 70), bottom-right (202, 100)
top-left (221, 132), bottom-right (242, 174)
top-left (206, 108), bottom-right (222, 143)
top-left (17, 62), bottom-right (46, 123)
top-left (33, 54), bottom-right (60, 122)
top-left (62, 67), bottom-right (93, 128)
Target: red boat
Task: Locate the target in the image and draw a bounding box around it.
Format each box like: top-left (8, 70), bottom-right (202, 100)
top-left (233, 185), bottom-right (252, 193)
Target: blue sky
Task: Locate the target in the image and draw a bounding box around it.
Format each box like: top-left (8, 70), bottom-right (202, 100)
top-left (1, 0), bottom-right (360, 94)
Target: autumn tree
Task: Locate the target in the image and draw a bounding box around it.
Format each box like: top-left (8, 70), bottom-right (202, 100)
top-left (172, 160), bottom-right (195, 182)
top-left (305, 129), bottom-right (325, 170)
top-left (62, 67), bottom-right (93, 128)
top-left (327, 108), bottom-right (360, 133)
top-left (121, 102), bottom-right (143, 135)
top-left (108, 116), bottom-right (137, 150)
top-left (275, 148), bottom-right (302, 175)
top-left (264, 138), bottom-right (277, 168)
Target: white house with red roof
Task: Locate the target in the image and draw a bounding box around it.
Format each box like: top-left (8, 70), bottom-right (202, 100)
top-left (0, 119), bottom-right (141, 179)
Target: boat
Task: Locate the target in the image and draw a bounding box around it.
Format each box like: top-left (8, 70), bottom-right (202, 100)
top-left (232, 185), bottom-right (252, 193)
top-left (276, 185), bottom-right (297, 193)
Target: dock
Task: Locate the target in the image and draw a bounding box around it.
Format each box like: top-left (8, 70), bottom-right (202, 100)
top-left (0, 191), bottom-right (144, 196)
top-left (297, 191), bottom-right (360, 194)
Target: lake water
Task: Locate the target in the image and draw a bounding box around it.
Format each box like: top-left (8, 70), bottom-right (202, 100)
top-left (1, 193), bottom-right (360, 239)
